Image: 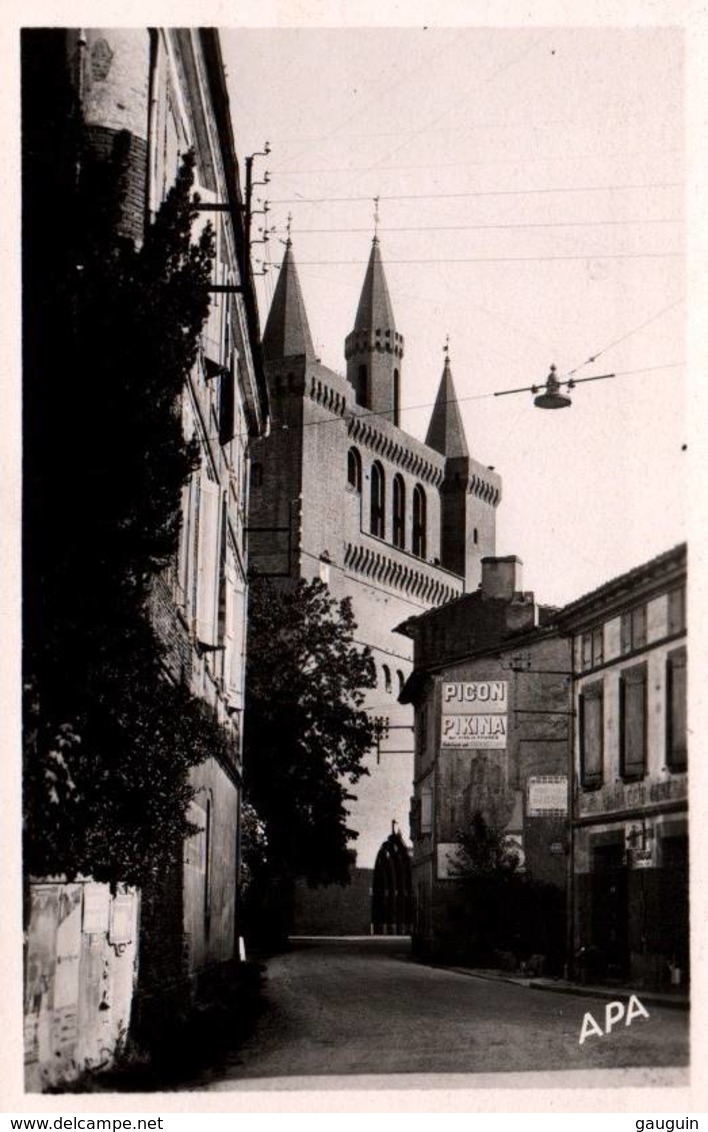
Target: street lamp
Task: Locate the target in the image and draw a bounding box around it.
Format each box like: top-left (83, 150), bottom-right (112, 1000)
top-left (493, 364), bottom-right (616, 408)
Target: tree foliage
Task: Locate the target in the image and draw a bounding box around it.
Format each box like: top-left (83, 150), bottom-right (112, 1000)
top-left (454, 810), bottom-right (522, 878)
top-left (243, 578), bottom-right (377, 889)
top-left (23, 101), bottom-right (229, 887)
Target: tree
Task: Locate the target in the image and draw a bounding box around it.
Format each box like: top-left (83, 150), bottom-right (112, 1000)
top-left (452, 811), bottom-right (565, 972)
top-left (455, 810), bottom-right (522, 878)
top-left (243, 578), bottom-right (377, 897)
top-left (22, 115), bottom-right (230, 887)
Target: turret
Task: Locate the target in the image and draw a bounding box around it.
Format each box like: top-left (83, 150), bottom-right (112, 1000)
top-left (426, 350), bottom-right (500, 588)
top-left (262, 239), bottom-right (316, 362)
top-left (344, 238), bottom-right (404, 423)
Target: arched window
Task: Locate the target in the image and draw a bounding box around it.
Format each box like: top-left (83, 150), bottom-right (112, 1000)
top-left (397, 670), bottom-right (405, 696)
top-left (370, 461), bottom-right (385, 538)
top-left (347, 446), bottom-right (362, 492)
top-left (393, 369), bottom-right (401, 427)
top-left (382, 664), bottom-right (392, 694)
top-left (357, 364), bottom-right (368, 407)
top-left (412, 484), bottom-right (427, 559)
top-left (392, 474), bottom-right (405, 549)
top-left (473, 527), bottom-right (479, 545)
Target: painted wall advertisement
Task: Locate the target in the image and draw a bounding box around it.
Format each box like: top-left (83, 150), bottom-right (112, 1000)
top-left (440, 680), bottom-right (508, 749)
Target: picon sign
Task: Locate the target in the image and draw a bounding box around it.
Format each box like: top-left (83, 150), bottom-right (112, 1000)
top-left (440, 681), bottom-right (508, 750)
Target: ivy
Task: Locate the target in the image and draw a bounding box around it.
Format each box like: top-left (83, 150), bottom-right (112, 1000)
top-left (23, 120), bottom-right (231, 887)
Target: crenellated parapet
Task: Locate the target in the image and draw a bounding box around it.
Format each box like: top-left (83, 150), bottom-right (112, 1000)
top-left (348, 411), bottom-right (445, 488)
top-left (344, 541), bottom-right (463, 606)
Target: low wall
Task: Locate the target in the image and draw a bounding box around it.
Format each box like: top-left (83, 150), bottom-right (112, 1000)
top-left (24, 880), bottom-right (139, 1091)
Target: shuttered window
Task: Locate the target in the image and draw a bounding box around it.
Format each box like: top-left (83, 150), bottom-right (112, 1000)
top-left (620, 604), bottom-right (647, 654)
top-left (579, 682), bottom-right (604, 788)
top-left (420, 787), bottom-right (433, 834)
top-left (620, 663), bottom-right (647, 780)
top-left (666, 646), bottom-right (687, 770)
top-left (195, 475), bottom-right (221, 646)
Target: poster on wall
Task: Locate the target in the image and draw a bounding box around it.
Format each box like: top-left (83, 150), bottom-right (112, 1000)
top-left (440, 681), bottom-right (508, 749)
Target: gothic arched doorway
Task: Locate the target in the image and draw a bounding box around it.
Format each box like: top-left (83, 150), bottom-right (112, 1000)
top-left (372, 829), bottom-right (412, 935)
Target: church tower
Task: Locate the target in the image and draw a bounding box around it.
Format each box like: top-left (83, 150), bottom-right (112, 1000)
top-left (250, 234), bottom-right (502, 936)
top-left (345, 237), bottom-right (404, 423)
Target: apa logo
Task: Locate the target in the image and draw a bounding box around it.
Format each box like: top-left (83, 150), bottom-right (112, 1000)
top-left (578, 994), bottom-right (650, 1044)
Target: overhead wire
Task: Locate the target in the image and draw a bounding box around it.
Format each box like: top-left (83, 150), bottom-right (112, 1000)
top-left (253, 361), bottom-right (683, 440)
top-left (272, 149), bottom-right (682, 176)
top-left (268, 182), bottom-right (682, 206)
top-left (289, 218), bottom-right (681, 235)
top-left (273, 252), bottom-right (680, 265)
top-left (562, 296), bottom-right (684, 378)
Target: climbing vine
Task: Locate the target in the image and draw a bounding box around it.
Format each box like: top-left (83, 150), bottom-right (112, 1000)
top-left (23, 124), bottom-right (231, 887)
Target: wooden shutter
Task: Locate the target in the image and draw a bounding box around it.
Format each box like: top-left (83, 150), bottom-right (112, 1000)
top-left (195, 476), bottom-right (221, 646)
top-left (579, 683), bottom-right (603, 787)
top-left (620, 664), bottom-right (647, 779)
top-left (225, 551), bottom-right (246, 705)
top-left (193, 182), bottom-right (222, 364)
top-left (666, 647), bottom-right (687, 769)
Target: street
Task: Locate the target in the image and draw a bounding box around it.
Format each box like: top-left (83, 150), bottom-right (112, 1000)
top-left (199, 937), bottom-right (689, 1088)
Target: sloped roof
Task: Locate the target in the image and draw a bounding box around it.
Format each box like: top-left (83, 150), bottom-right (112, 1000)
top-left (352, 238), bottom-right (396, 332)
top-left (425, 355), bottom-right (469, 458)
top-left (262, 241), bottom-right (316, 362)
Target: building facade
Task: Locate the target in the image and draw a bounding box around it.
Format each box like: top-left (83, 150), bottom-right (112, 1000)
top-left (556, 544), bottom-right (688, 989)
top-left (22, 28), bottom-right (268, 1084)
top-left (397, 556), bottom-right (570, 965)
top-left (249, 237), bottom-right (502, 933)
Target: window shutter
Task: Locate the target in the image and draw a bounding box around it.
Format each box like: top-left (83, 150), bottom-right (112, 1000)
top-left (580, 684), bottom-right (604, 787)
top-left (620, 664), bottom-right (647, 779)
top-left (195, 476), bottom-right (221, 647)
top-left (193, 183), bottom-right (222, 364)
top-left (225, 555), bottom-right (246, 704)
top-left (667, 647), bottom-right (687, 769)
top-left (620, 613), bottom-right (632, 654)
top-left (420, 788), bottom-right (433, 834)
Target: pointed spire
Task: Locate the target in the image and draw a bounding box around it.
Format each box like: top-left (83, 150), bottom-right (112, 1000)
top-left (425, 345), bottom-right (470, 458)
top-left (262, 240), bottom-right (316, 362)
top-left (353, 237), bottom-right (396, 334)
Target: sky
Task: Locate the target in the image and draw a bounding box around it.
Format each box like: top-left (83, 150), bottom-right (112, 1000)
top-left (222, 24), bottom-right (686, 608)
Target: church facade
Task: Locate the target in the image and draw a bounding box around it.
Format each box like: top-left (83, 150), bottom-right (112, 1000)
top-left (248, 235), bottom-right (502, 933)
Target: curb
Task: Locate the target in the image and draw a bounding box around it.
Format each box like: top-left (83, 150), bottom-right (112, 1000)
top-left (440, 965), bottom-right (690, 1011)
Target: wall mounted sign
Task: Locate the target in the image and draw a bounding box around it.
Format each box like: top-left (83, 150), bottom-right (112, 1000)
top-left (440, 681), bottom-right (508, 750)
top-left (527, 775), bottom-right (568, 816)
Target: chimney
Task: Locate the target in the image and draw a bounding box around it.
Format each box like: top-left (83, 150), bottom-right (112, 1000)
top-left (481, 556), bottom-right (523, 601)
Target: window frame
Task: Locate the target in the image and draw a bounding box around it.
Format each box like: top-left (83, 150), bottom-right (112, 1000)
top-left (392, 473), bottom-right (406, 549)
top-left (579, 680), bottom-right (604, 789)
top-left (620, 603), bottom-right (647, 655)
top-left (666, 645), bottom-right (687, 771)
top-left (412, 483), bottom-right (427, 559)
top-left (370, 460), bottom-right (385, 538)
top-left (347, 446), bottom-right (362, 493)
top-left (619, 662), bottom-right (648, 781)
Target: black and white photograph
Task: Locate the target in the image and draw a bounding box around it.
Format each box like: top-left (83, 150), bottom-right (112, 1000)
top-left (6, 1), bottom-right (708, 1116)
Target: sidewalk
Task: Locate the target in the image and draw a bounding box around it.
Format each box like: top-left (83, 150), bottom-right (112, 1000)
top-left (438, 964), bottom-right (690, 1010)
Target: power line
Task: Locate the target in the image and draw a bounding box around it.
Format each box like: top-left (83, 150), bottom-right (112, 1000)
top-left (268, 182), bottom-right (682, 205)
top-left (563, 297), bottom-right (684, 378)
top-left (260, 361), bottom-right (683, 438)
top-left (272, 149), bottom-right (682, 176)
top-left (275, 252), bottom-right (680, 266)
top-left (288, 219), bottom-right (681, 235)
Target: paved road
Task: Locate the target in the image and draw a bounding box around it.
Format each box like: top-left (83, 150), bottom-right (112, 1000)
top-left (201, 937), bottom-right (689, 1088)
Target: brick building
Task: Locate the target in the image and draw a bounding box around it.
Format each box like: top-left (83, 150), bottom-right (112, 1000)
top-left (556, 544), bottom-right (688, 989)
top-left (22, 28), bottom-right (268, 1083)
top-left (249, 237), bottom-right (502, 933)
top-left (397, 556), bottom-right (570, 965)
